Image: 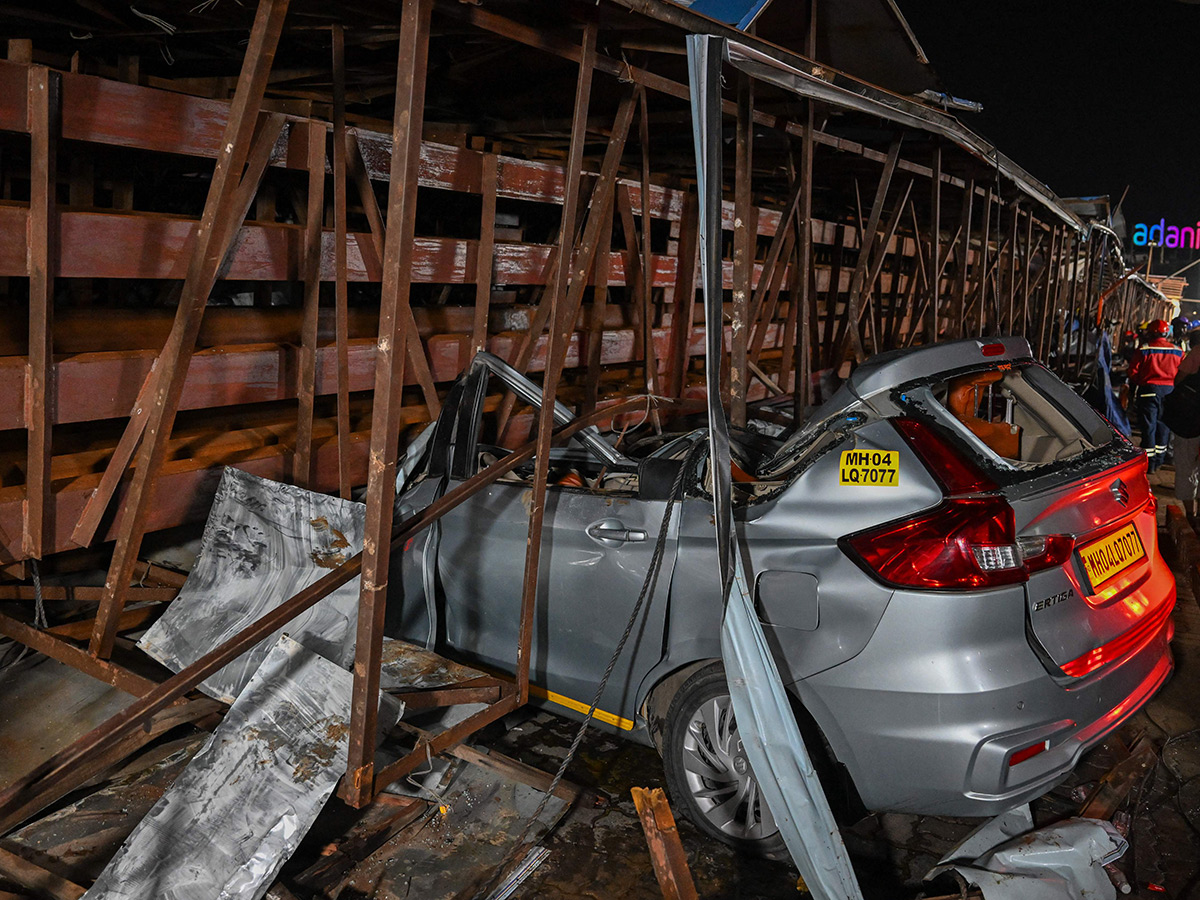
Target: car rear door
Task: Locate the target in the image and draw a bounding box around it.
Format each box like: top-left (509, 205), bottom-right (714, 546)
top-left (435, 480), bottom-right (679, 727)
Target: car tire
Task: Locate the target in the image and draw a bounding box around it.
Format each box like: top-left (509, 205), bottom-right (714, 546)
top-left (661, 662), bottom-right (789, 860)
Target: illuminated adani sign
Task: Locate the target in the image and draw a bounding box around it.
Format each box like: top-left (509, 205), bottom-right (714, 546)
top-left (1132, 219), bottom-right (1200, 249)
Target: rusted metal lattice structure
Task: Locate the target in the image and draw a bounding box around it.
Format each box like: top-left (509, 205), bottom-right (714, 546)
top-left (0, 0), bottom-right (1174, 822)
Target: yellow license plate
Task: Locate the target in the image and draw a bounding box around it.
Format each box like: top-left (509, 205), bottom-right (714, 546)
top-left (1078, 523), bottom-right (1146, 588)
top-left (838, 449), bottom-right (899, 487)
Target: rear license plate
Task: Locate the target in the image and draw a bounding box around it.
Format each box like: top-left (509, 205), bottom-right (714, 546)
top-left (1078, 523), bottom-right (1146, 589)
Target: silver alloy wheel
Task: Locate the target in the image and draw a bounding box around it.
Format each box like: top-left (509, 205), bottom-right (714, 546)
top-left (679, 693), bottom-right (778, 841)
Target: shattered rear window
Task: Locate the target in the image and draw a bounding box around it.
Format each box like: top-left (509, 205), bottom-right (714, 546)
top-left (904, 362), bottom-right (1114, 470)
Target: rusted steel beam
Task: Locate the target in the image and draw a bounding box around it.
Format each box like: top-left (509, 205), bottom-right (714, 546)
top-left (294, 121), bottom-right (327, 489)
top-left (0, 846), bottom-right (85, 900)
top-left (332, 25), bottom-right (353, 501)
top-left (498, 93), bottom-right (638, 441)
top-left (638, 87), bottom-right (659, 401)
top-left (631, 787), bottom-right (699, 900)
top-left (748, 227), bottom-right (795, 366)
top-left (23, 66), bottom-right (60, 561)
top-left (345, 0), bottom-right (434, 808)
top-left (0, 610), bottom-right (164, 697)
top-left (345, 130), bottom-right (442, 419)
top-left (515, 20), bottom-right (598, 714)
top-left (87, 0), bottom-right (290, 661)
top-left (69, 113), bottom-right (287, 551)
top-left (928, 142), bottom-right (942, 342)
top-left (0, 695), bottom-right (222, 837)
top-left (731, 73), bottom-right (754, 428)
top-left (385, 684), bottom-right (501, 710)
top-left (851, 178), bottom-right (913, 359)
top-left (583, 200), bottom-right (615, 414)
top-left (667, 192), bottom-right (699, 399)
top-left (370, 685), bottom-right (520, 792)
top-left (447, 743), bottom-right (586, 804)
top-left (972, 186), bottom-right (994, 337)
top-left (954, 179), bottom-right (974, 339)
top-left (0, 585), bottom-right (176, 604)
top-left (841, 140), bottom-right (900, 361)
top-left (472, 153), bottom-right (499, 357)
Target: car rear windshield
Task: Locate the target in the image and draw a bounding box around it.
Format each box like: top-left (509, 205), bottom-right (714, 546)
top-left (901, 362), bottom-right (1115, 470)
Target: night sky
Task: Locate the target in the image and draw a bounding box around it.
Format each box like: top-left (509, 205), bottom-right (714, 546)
top-left (898, 0), bottom-right (1200, 241)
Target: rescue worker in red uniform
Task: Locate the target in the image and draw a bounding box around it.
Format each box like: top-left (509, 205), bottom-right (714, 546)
top-left (1128, 319), bottom-right (1184, 472)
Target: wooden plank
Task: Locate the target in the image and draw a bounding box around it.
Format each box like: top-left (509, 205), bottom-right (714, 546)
top-left (293, 121), bottom-right (327, 488)
top-left (344, 0), bottom-right (433, 807)
top-left (332, 25), bottom-right (353, 500)
top-left (88, 0), bottom-right (291, 659)
top-left (23, 66), bottom-right (59, 561)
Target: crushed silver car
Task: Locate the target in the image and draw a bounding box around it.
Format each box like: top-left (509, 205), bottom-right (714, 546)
top-left (388, 337), bottom-right (1175, 856)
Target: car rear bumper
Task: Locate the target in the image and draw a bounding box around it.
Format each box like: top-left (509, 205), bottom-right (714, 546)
top-left (797, 584), bottom-right (1175, 817)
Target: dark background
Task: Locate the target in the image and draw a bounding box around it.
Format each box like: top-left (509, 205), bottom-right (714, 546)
top-left (899, 0), bottom-right (1200, 248)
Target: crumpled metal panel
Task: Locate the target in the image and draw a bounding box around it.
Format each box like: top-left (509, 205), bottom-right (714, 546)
top-left (138, 467), bottom-right (366, 704)
top-left (930, 816), bottom-right (1128, 900)
top-left (84, 635), bottom-right (393, 900)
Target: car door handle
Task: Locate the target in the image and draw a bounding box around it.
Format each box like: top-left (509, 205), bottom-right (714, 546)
top-left (586, 519), bottom-right (647, 545)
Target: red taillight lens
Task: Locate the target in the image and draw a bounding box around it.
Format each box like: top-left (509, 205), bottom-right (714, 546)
top-left (892, 418), bottom-right (996, 494)
top-left (982, 342), bottom-right (1007, 357)
top-left (845, 496), bottom-right (1026, 590)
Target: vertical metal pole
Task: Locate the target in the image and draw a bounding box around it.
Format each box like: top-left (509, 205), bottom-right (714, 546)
top-left (472, 153), bottom-right (499, 357)
top-left (24, 66), bottom-right (59, 560)
top-left (513, 22), bottom-right (598, 708)
top-left (954, 180), bottom-right (973, 339)
top-left (927, 143), bottom-right (941, 343)
top-left (344, 0), bottom-right (432, 806)
top-left (638, 89), bottom-right (659, 399)
top-left (294, 121), bottom-right (327, 489)
top-left (667, 193), bottom-right (699, 399)
top-left (332, 25), bottom-right (353, 499)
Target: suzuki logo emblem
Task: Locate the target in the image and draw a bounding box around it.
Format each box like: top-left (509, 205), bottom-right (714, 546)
top-left (1111, 478), bottom-right (1129, 508)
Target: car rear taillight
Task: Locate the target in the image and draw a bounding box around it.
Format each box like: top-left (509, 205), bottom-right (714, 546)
top-left (1016, 534), bottom-right (1076, 574)
top-left (844, 418), bottom-right (1075, 590)
top-left (845, 495), bottom-right (1027, 590)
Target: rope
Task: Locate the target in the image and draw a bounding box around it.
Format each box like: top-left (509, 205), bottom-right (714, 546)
top-left (472, 437), bottom-right (706, 900)
top-left (0, 559), bottom-right (48, 673)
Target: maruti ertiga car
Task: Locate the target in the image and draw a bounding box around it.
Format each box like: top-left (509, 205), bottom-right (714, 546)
top-left (391, 337), bottom-right (1175, 857)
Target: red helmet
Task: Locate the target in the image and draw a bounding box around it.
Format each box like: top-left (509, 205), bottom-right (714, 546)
top-left (1148, 319), bottom-right (1171, 338)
